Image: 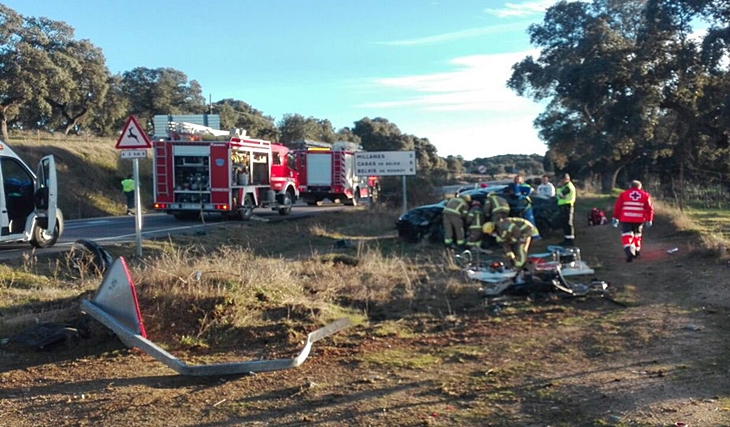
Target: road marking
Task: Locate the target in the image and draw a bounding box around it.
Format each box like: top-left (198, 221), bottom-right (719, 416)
top-left (83, 224), bottom-right (211, 242)
top-left (64, 220), bottom-right (114, 229)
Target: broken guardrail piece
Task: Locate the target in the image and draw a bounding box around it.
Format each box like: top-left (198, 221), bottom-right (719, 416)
top-left (80, 257), bottom-right (350, 376)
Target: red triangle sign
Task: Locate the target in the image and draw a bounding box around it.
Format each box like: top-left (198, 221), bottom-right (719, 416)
top-left (116, 116), bottom-right (152, 149)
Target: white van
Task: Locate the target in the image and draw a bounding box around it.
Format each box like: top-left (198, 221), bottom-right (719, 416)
top-left (0, 140), bottom-right (63, 248)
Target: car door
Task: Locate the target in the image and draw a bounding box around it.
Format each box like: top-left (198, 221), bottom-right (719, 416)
top-left (35, 155), bottom-right (57, 235)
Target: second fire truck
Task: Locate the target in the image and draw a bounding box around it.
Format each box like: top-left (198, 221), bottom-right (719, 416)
top-left (153, 124), bottom-right (299, 220)
top-left (293, 141), bottom-right (379, 206)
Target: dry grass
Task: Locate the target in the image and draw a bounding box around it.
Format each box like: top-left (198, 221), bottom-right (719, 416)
top-left (655, 199), bottom-right (730, 258)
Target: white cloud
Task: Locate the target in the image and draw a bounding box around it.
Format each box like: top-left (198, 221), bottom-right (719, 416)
top-left (358, 50), bottom-right (547, 159)
top-left (361, 51), bottom-right (540, 114)
top-left (376, 22), bottom-right (531, 46)
top-left (485, 0), bottom-right (556, 18)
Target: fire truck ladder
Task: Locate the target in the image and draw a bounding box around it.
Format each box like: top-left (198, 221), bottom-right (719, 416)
top-left (332, 151), bottom-right (346, 190)
top-left (154, 141), bottom-right (169, 197)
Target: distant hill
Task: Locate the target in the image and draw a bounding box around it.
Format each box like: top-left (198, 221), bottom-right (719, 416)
top-left (463, 153), bottom-right (547, 177)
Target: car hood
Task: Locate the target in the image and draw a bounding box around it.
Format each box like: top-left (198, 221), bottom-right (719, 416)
top-left (398, 200), bottom-right (445, 222)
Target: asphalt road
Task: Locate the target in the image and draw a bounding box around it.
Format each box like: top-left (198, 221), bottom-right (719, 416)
top-left (0, 202), bottom-right (347, 260)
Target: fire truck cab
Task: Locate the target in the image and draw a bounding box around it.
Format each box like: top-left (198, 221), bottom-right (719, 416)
top-left (152, 127), bottom-right (299, 220)
top-left (0, 140), bottom-right (63, 248)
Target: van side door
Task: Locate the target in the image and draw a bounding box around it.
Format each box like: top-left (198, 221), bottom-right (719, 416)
top-left (35, 155), bottom-right (57, 235)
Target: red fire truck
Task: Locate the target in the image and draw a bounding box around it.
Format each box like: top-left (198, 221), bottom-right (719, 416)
top-left (294, 141), bottom-right (379, 206)
top-left (152, 126), bottom-right (299, 220)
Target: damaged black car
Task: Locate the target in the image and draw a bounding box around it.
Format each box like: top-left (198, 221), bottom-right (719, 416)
top-left (396, 186), bottom-right (562, 244)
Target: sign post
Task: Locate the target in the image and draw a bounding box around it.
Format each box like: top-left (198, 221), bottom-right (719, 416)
top-left (354, 151), bottom-right (416, 214)
top-left (115, 116), bottom-right (152, 257)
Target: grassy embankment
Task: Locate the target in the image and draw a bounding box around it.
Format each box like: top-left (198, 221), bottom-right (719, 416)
top-left (6, 133), bottom-right (154, 219)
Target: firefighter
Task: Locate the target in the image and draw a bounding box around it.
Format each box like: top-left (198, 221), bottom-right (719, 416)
top-left (443, 193), bottom-right (471, 249)
top-left (465, 200), bottom-right (485, 250)
top-left (483, 217), bottom-right (537, 270)
top-left (482, 191), bottom-right (510, 223)
top-left (612, 180), bottom-right (654, 262)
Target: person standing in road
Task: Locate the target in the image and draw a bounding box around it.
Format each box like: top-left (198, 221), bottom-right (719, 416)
top-left (612, 180), bottom-right (654, 262)
top-left (537, 175), bottom-right (556, 197)
top-left (556, 173), bottom-right (576, 246)
top-left (443, 193), bottom-right (471, 249)
top-left (121, 174), bottom-right (135, 215)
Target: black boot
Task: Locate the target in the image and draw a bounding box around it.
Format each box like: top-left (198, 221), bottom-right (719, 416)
top-left (624, 247), bottom-right (635, 263)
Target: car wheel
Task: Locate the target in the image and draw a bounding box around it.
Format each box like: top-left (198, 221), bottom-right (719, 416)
top-left (535, 217), bottom-right (552, 237)
top-left (30, 218), bottom-right (61, 248)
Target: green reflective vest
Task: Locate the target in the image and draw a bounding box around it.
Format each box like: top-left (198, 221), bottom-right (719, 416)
top-left (556, 181), bottom-right (576, 206)
top-left (121, 178), bottom-right (135, 192)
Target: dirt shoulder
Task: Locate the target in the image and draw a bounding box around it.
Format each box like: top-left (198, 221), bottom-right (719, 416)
top-left (1, 208), bottom-right (730, 427)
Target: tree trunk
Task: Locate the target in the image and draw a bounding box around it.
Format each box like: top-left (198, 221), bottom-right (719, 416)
top-left (602, 165), bottom-right (624, 193)
top-left (0, 113), bottom-right (8, 142)
top-left (64, 121), bottom-right (76, 135)
top-left (678, 161), bottom-right (684, 212)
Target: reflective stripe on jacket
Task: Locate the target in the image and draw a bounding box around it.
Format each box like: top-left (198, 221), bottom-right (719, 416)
top-left (614, 188), bottom-right (654, 223)
top-left (444, 197), bottom-right (469, 217)
top-left (466, 207), bottom-right (484, 230)
top-left (483, 193), bottom-right (510, 218)
top-left (496, 217), bottom-right (536, 244)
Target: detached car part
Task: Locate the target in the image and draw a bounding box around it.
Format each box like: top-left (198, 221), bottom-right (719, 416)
top-left (81, 257), bottom-right (350, 376)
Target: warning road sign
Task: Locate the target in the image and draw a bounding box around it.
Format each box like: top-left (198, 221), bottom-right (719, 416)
top-left (116, 116), bottom-right (152, 149)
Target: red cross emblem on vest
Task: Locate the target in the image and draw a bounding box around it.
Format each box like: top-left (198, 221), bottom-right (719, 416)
top-left (629, 190), bottom-right (641, 201)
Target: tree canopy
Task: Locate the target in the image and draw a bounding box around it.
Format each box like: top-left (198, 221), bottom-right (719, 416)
top-left (509, 0), bottom-right (730, 191)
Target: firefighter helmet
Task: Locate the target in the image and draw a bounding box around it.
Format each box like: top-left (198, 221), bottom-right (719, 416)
top-left (461, 193), bottom-right (472, 203)
top-left (470, 200), bottom-right (481, 208)
top-left (483, 221), bottom-right (495, 235)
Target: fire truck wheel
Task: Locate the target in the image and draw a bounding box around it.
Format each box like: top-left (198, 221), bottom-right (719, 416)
top-left (241, 195), bottom-right (255, 220)
top-left (345, 191), bottom-right (360, 206)
top-left (370, 185), bottom-right (380, 204)
top-left (278, 191), bottom-right (293, 215)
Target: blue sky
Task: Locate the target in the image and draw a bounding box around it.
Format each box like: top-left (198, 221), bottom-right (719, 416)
top-left (4, 0), bottom-right (554, 160)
